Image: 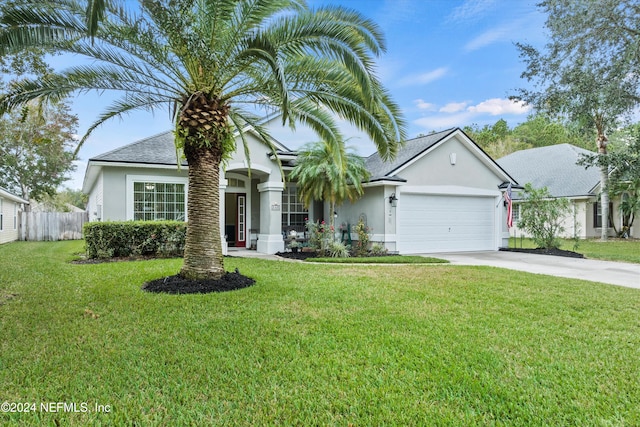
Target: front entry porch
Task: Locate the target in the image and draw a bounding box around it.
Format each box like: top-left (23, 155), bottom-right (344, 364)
top-left (221, 170), bottom-right (318, 255)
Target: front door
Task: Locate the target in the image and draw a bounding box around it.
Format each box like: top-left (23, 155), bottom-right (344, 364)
top-left (236, 194), bottom-right (246, 247)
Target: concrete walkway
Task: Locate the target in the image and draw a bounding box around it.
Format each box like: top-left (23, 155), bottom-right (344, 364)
top-left (427, 251), bottom-right (640, 289)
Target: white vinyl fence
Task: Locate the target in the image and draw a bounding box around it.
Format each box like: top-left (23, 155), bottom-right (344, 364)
top-left (20, 212), bottom-right (88, 241)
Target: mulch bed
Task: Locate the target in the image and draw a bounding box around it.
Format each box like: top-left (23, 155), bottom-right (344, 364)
top-left (499, 247), bottom-right (584, 258)
top-left (276, 251), bottom-right (318, 261)
top-left (142, 270), bottom-right (255, 294)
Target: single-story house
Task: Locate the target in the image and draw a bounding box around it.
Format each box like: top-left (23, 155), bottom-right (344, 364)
top-left (0, 186), bottom-right (28, 244)
top-left (82, 121), bottom-right (517, 254)
top-left (497, 143), bottom-right (636, 238)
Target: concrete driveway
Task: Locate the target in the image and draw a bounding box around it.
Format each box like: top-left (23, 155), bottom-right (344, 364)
top-left (427, 251), bottom-right (640, 289)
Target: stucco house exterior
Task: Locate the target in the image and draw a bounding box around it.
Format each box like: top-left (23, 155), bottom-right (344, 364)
top-left (497, 143), bottom-right (637, 239)
top-left (82, 123), bottom-right (517, 254)
top-left (0, 186), bottom-right (28, 244)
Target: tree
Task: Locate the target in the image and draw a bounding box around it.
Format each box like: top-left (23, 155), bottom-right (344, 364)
top-left (512, 113), bottom-right (589, 150)
top-left (38, 187), bottom-right (88, 212)
top-left (0, 0), bottom-right (405, 281)
top-left (463, 119), bottom-right (530, 158)
top-left (579, 125), bottom-right (640, 237)
top-left (289, 140), bottom-right (370, 231)
top-left (518, 184), bottom-right (572, 250)
top-left (0, 102), bottom-right (78, 209)
top-left (514, 0), bottom-right (640, 241)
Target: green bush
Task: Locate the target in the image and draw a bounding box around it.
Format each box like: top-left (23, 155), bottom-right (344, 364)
top-left (518, 184), bottom-right (571, 249)
top-left (327, 240), bottom-right (350, 258)
top-left (84, 221), bottom-right (187, 259)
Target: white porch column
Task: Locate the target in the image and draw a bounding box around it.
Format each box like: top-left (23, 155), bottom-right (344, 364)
top-left (257, 181), bottom-right (285, 254)
top-left (219, 179), bottom-right (228, 256)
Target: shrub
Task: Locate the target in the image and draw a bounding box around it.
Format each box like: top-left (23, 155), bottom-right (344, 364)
top-left (353, 219), bottom-right (371, 257)
top-left (84, 221), bottom-right (186, 259)
top-left (327, 240), bottom-right (350, 258)
top-left (370, 242), bottom-right (388, 256)
top-left (305, 218), bottom-right (335, 256)
top-left (518, 184), bottom-right (571, 249)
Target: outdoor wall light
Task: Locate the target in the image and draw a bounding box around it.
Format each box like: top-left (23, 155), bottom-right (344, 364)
top-left (388, 193), bottom-right (398, 207)
top-left (333, 211), bottom-right (338, 218)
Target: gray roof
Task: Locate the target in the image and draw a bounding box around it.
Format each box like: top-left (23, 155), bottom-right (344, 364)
top-left (365, 128), bottom-right (456, 181)
top-left (496, 144), bottom-right (600, 198)
top-left (90, 131), bottom-right (187, 166)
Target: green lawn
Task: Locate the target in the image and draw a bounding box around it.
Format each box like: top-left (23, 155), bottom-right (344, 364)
top-left (508, 237), bottom-right (640, 263)
top-left (308, 255), bottom-right (447, 264)
top-left (1, 241), bottom-right (639, 426)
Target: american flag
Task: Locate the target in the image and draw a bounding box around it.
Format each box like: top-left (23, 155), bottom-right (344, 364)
top-left (505, 183), bottom-right (513, 229)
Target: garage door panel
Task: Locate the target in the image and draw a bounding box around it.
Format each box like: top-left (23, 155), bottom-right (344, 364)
top-left (398, 194), bottom-right (495, 253)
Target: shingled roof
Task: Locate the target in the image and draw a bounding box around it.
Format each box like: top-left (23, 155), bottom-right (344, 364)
top-left (90, 131), bottom-right (187, 166)
top-left (496, 144), bottom-right (600, 199)
top-left (365, 128), bottom-right (456, 182)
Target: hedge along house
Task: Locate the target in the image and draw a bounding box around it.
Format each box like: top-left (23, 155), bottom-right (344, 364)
top-left (0, 186), bottom-right (28, 244)
top-left (82, 123), bottom-right (518, 254)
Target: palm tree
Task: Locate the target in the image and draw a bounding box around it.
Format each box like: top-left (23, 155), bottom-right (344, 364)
top-left (0, 0), bottom-right (405, 280)
top-left (289, 140), bottom-right (369, 231)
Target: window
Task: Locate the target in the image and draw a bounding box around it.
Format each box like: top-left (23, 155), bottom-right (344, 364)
top-left (512, 203), bottom-right (520, 223)
top-left (593, 201), bottom-right (613, 228)
top-left (281, 185), bottom-right (307, 229)
top-left (133, 182), bottom-right (186, 221)
top-left (227, 177), bottom-right (245, 188)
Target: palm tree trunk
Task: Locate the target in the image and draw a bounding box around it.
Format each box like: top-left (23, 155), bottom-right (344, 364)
top-left (181, 144), bottom-right (224, 280)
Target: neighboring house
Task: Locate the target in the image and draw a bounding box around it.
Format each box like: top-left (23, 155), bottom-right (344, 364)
top-left (497, 143), bottom-right (636, 238)
top-left (0, 187), bottom-right (28, 244)
top-left (82, 124), bottom-right (517, 254)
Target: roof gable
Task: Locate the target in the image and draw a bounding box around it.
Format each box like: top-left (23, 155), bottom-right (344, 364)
top-left (496, 144), bottom-right (600, 198)
top-left (365, 128), bottom-right (516, 184)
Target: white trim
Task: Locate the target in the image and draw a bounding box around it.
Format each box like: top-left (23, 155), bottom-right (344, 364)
top-left (399, 185), bottom-right (501, 197)
top-left (363, 180), bottom-right (406, 188)
top-left (125, 174), bottom-right (189, 221)
top-left (226, 161), bottom-right (272, 175)
top-left (83, 160), bottom-right (187, 193)
top-left (0, 188), bottom-right (28, 204)
top-left (257, 181), bottom-right (285, 192)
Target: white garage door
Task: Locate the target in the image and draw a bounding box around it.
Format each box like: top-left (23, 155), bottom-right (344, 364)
top-left (398, 194), bottom-right (496, 253)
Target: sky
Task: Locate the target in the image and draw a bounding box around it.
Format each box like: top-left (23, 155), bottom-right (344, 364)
top-left (60, 0), bottom-right (548, 190)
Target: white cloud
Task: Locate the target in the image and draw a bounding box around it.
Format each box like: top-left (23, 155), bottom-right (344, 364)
top-left (413, 98), bottom-right (532, 132)
top-left (464, 25), bottom-right (512, 52)
top-left (439, 102), bottom-right (468, 113)
top-left (447, 0), bottom-right (497, 23)
top-left (414, 99), bottom-right (436, 111)
top-left (414, 112), bottom-right (475, 130)
top-left (398, 67), bottom-right (448, 86)
top-left (467, 98), bottom-right (531, 115)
